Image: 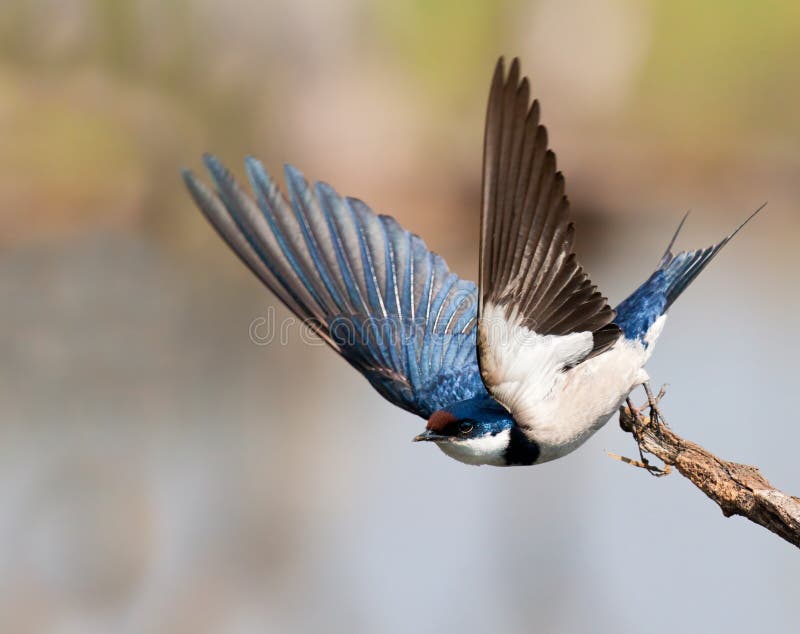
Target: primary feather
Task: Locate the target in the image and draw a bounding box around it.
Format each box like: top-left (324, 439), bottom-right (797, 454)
top-left (477, 57), bottom-right (622, 439)
top-left (183, 157), bottom-right (486, 417)
top-left (480, 58), bottom-right (621, 357)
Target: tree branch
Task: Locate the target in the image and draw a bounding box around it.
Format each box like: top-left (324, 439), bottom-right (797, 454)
top-left (617, 385), bottom-right (800, 549)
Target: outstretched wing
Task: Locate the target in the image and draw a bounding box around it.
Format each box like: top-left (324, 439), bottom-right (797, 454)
top-left (183, 156), bottom-right (484, 418)
top-left (477, 57), bottom-right (621, 422)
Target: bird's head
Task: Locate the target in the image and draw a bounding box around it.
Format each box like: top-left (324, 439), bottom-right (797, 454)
top-left (413, 396), bottom-right (513, 466)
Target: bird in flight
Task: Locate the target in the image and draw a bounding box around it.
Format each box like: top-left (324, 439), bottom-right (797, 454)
top-left (183, 57), bottom-right (760, 467)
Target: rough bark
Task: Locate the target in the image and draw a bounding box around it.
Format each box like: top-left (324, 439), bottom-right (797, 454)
top-left (617, 387), bottom-right (800, 549)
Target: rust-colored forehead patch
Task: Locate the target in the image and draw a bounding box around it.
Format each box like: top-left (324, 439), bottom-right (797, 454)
top-left (426, 410), bottom-right (457, 432)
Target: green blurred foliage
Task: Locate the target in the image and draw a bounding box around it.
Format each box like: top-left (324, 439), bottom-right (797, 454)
top-left (0, 0), bottom-right (797, 245)
top-left (371, 0), bottom-right (506, 100)
top-left (638, 0), bottom-right (800, 148)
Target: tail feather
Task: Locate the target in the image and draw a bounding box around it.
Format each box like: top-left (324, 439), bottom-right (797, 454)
top-left (615, 204), bottom-right (765, 341)
top-left (658, 210), bottom-right (691, 268)
top-left (660, 203), bottom-right (765, 309)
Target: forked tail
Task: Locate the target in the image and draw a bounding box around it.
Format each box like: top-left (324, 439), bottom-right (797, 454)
top-left (615, 204), bottom-right (765, 341)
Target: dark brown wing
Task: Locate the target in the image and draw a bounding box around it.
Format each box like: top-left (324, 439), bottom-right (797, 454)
top-left (479, 57), bottom-right (620, 359)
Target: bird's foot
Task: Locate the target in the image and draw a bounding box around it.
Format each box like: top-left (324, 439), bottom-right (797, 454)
top-left (638, 383), bottom-right (668, 427)
top-left (612, 384), bottom-right (671, 477)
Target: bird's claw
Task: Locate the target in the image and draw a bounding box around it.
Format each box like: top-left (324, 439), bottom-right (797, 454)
top-left (635, 383), bottom-right (668, 427)
top-left (613, 383), bottom-right (672, 477)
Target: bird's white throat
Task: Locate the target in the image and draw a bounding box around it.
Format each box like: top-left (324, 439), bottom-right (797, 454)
top-left (436, 429), bottom-right (510, 466)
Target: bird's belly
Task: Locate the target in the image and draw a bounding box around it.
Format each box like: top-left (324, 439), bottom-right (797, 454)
top-left (529, 338), bottom-right (651, 462)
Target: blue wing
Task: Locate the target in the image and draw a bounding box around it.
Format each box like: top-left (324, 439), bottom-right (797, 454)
top-left (182, 155), bottom-right (485, 418)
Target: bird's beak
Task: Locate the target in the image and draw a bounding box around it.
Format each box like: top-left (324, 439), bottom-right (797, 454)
top-left (413, 430), bottom-right (447, 442)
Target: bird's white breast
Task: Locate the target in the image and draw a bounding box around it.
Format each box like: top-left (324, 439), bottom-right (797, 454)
top-left (524, 315), bottom-right (667, 462)
top-left (436, 430), bottom-right (511, 466)
top-left (479, 302), bottom-right (595, 417)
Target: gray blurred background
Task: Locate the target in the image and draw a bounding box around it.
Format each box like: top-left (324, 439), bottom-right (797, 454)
top-left (1, 1), bottom-right (799, 632)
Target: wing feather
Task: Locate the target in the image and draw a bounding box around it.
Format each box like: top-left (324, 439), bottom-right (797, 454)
top-left (477, 57), bottom-right (622, 427)
top-left (479, 59), bottom-right (619, 349)
top-left (183, 155), bottom-right (484, 417)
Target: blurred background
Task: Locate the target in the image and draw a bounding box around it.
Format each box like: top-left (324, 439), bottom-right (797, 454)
top-left (1, 0), bottom-right (799, 632)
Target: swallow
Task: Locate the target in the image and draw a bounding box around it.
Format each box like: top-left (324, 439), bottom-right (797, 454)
top-left (182, 57), bottom-right (761, 466)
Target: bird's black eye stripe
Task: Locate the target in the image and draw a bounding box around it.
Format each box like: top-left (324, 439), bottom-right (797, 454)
top-left (458, 421), bottom-right (474, 435)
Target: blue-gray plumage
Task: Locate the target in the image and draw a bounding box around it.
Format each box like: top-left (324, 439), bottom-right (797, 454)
top-left (186, 155), bottom-right (485, 418)
top-left (183, 57), bottom-right (762, 467)
top-left (615, 207), bottom-right (763, 341)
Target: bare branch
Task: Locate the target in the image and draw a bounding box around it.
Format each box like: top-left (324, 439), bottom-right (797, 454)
top-left (617, 385), bottom-right (800, 549)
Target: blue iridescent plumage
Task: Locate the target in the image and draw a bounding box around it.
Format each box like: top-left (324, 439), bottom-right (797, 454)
top-left (183, 156), bottom-right (485, 418)
top-left (184, 155), bottom-right (759, 424)
top-left (184, 154), bottom-right (761, 430)
top-left (615, 208), bottom-right (762, 342)
top-left (614, 268), bottom-right (668, 341)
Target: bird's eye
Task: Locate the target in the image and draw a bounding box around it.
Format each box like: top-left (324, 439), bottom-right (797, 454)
top-left (458, 421), bottom-right (474, 435)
